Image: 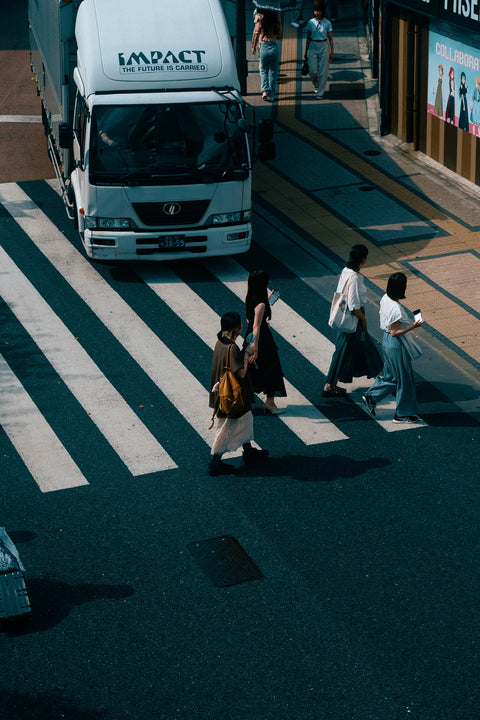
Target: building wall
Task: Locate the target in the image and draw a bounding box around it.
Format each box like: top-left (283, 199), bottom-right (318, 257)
top-left (384, 1), bottom-right (480, 185)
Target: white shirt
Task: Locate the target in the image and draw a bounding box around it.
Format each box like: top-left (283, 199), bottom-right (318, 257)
top-left (336, 268), bottom-right (367, 311)
top-left (379, 293), bottom-right (409, 331)
top-left (306, 17), bottom-right (332, 41)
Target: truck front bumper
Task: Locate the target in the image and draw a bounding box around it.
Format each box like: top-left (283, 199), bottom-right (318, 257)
top-left (83, 224), bottom-right (252, 261)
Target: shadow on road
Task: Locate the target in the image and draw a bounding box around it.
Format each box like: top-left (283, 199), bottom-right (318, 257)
top-left (0, 689), bottom-right (106, 720)
top-left (2, 578), bottom-right (135, 636)
top-left (236, 453), bottom-right (391, 482)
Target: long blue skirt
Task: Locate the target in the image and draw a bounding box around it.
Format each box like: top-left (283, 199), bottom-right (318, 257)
top-left (368, 333), bottom-right (419, 416)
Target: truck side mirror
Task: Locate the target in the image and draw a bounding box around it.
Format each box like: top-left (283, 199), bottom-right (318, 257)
top-left (59, 123), bottom-right (73, 149)
top-left (257, 119), bottom-right (275, 162)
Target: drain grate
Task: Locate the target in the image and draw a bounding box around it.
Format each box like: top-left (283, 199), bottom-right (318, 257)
top-left (329, 83), bottom-right (366, 100)
top-left (188, 535), bottom-right (264, 587)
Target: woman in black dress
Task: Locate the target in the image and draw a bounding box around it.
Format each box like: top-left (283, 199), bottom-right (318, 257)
top-left (244, 270), bottom-right (287, 414)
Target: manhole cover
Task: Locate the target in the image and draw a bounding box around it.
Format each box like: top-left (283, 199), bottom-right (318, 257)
top-left (363, 149), bottom-right (382, 156)
top-left (188, 535), bottom-right (263, 587)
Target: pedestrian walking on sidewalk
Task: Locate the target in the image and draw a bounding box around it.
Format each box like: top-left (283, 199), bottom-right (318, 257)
top-left (244, 270), bottom-right (287, 415)
top-left (251, 10), bottom-right (282, 102)
top-left (209, 312), bottom-right (269, 476)
top-left (304, 1), bottom-right (334, 99)
top-left (362, 272), bottom-right (424, 423)
top-left (291, 0), bottom-right (306, 28)
top-left (323, 244), bottom-right (383, 397)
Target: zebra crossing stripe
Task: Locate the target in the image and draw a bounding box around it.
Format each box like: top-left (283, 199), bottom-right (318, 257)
top-left (206, 257), bottom-right (423, 432)
top-left (0, 354), bottom-right (89, 492)
top-left (206, 256), bottom-right (335, 371)
top-left (0, 245), bottom-right (176, 478)
top-left (0, 183), bottom-right (219, 449)
top-left (138, 265), bottom-right (347, 445)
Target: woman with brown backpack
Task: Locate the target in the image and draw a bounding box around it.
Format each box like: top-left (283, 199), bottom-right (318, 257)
top-left (208, 312), bottom-right (269, 476)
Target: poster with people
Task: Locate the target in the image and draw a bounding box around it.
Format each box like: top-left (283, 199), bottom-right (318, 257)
top-left (428, 29), bottom-right (480, 137)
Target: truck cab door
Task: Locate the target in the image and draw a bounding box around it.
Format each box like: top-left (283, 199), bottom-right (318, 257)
top-left (72, 91), bottom-right (89, 237)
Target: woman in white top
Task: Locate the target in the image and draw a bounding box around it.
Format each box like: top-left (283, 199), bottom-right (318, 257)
top-left (304, 1), bottom-right (334, 99)
top-left (323, 244), bottom-right (382, 397)
top-left (362, 272), bottom-right (424, 423)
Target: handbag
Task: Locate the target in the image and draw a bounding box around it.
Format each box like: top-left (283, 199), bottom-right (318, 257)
top-left (328, 273), bottom-right (359, 334)
top-left (301, 59), bottom-right (309, 76)
top-left (399, 333), bottom-right (423, 361)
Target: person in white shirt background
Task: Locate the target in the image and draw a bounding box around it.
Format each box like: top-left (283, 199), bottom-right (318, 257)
top-left (362, 272), bottom-right (424, 423)
top-left (303, 1), bottom-right (334, 99)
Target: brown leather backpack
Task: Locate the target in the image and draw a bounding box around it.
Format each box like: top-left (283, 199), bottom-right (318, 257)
top-left (209, 344), bottom-right (245, 427)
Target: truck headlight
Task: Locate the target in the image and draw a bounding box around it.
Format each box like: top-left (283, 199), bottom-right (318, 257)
top-left (210, 210), bottom-right (251, 226)
top-left (85, 217), bottom-right (131, 230)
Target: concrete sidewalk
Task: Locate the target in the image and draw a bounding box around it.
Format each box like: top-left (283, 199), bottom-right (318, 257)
top-left (246, 0), bottom-right (480, 400)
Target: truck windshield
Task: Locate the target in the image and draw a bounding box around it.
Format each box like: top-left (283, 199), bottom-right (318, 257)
top-left (89, 102), bottom-right (249, 186)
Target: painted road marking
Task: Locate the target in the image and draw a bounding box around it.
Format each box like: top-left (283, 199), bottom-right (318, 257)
top-left (0, 183), bottom-right (218, 450)
top-left (137, 265), bottom-right (346, 446)
top-left (0, 115), bottom-right (42, 123)
top-left (0, 245), bottom-right (176, 478)
top-left (0, 353), bottom-right (88, 493)
top-left (206, 256), bottom-right (425, 432)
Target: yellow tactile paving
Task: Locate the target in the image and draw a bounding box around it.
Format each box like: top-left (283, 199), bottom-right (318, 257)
top-left (252, 26), bottom-right (480, 371)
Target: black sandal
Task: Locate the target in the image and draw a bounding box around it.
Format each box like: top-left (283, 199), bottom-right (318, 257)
top-left (322, 386), bottom-right (347, 397)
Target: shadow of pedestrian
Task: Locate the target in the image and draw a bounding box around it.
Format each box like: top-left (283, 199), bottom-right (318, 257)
top-left (0, 689), bottom-right (105, 720)
top-left (2, 578), bottom-right (134, 636)
top-left (420, 412), bottom-right (480, 427)
top-left (236, 454), bottom-right (391, 482)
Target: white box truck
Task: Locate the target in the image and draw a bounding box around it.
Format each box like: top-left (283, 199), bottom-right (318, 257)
top-left (29, 0), bottom-right (252, 261)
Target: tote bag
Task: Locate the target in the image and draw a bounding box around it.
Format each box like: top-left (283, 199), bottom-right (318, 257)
top-left (328, 273), bottom-right (359, 334)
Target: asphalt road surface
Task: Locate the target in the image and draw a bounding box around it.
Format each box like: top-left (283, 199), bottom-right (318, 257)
top-left (1, 3), bottom-right (480, 720)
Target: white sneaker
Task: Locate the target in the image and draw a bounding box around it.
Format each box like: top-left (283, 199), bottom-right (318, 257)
top-left (393, 414), bottom-right (421, 424)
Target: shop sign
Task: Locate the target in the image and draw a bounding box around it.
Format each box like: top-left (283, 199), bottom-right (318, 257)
top-left (389, 0), bottom-right (480, 28)
top-left (439, 0), bottom-right (480, 31)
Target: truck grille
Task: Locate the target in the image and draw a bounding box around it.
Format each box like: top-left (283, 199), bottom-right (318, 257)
top-left (132, 200), bottom-right (210, 226)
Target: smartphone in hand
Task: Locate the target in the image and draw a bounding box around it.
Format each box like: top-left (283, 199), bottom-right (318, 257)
top-left (414, 309), bottom-right (423, 323)
top-left (269, 289), bottom-right (280, 306)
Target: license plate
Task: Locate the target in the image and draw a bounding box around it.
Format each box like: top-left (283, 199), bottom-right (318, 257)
top-left (158, 235), bottom-right (185, 249)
